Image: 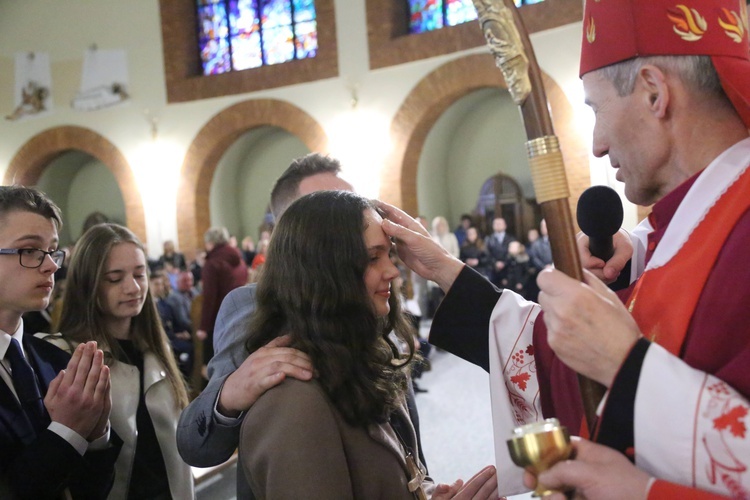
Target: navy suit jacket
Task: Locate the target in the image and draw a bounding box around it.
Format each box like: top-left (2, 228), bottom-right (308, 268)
top-left (0, 334), bottom-right (119, 499)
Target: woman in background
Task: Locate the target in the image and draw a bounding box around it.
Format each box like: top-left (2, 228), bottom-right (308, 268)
top-left (427, 216), bottom-right (460, 317)
top-left (459, 226), bottom-right (492, 280)
top-left (430, 216), bottom-right (459, 259)
top-left (48, 223), bottom-right (193, 499)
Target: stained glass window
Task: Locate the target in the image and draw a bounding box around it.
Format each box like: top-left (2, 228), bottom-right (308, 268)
top-left (408, 0), bottom-right (543, 34)
top-left (197, 0), bottom-right (318, 75)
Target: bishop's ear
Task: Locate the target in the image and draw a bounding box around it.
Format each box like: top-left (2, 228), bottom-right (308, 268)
top-left (637, 64), bottom-right (669, 118)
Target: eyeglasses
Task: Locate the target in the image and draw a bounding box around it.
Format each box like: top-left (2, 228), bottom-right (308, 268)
top-left (0, 248), bottom-right (66, 269)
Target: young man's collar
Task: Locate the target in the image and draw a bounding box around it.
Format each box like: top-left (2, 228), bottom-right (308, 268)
top-left (0, 319), bottom-right (25, 361)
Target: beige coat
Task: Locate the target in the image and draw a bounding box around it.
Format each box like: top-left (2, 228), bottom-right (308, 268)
top-left (39, 334), bottom-right (194, 499)
top-left (240, 378), bottom-right (432, 500)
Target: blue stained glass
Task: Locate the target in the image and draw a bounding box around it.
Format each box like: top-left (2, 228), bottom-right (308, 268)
top-left (445, 0), bottom-right (477, 26)
top-left (229, 0), bottom-right (258, 35)
top-left (197, 0), bottom-right (317, 72)
top-left (409, 0), bottom-right (444, 34)
top-left (201, 37), bottom-right (231, 75)
top-left (409, 0), bottom-right (543, 33)
top-left (232, 32), bottom-right (263, 69)
top-left (198, 4), bottom-right (229, 41)
top-left (294, 20), bottom-right (317, 58)
top-left (262, 0), bottom-right (292, 29)
top-left (263, 25), bottom-right (295, 64)
top-left (293, 0), bottom-right (316, 22)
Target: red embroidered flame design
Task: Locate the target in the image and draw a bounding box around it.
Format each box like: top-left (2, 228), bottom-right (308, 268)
top-left (586, 15), bottom-right (596, 44)
top-left (718, 8), bottom-right (745, 43)
top-left (667, 4), bottom-right (707, 41)
top-left (713, 405), bottom-right (749, 439)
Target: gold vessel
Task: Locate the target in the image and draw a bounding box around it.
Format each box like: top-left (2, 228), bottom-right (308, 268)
top-left (507, 418), bottom-right (572, 497)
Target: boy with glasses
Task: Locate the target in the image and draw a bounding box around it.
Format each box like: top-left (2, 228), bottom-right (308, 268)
top-left (0, 185), bottom-right (119, 498)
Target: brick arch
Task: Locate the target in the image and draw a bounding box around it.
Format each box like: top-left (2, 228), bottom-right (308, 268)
top-left (4, 126), bottom-right (147, 243)
top-left (177, 99), bottom-right (329, 257)
top-left (382, 53), bottom-right (590, 220)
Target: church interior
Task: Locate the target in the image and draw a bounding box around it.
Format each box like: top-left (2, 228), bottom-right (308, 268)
top-left (0, 1), bottom-right (653, 497)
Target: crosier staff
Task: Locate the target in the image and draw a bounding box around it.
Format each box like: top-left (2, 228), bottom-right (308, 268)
top-left (470, 0), bottom-right (605, 435)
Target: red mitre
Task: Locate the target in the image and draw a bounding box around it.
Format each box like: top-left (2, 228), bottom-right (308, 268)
top-left (580, 0), bottom-right (750, 128)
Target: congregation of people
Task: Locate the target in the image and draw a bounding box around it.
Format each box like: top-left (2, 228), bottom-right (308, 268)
top-left (3, 0), bottom-right (750, 498)
top-left (452, 215), bottom-right (551, 303)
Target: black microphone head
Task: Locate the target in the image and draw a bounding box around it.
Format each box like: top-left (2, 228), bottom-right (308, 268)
top-left (576, 185), bottom-right (624, 238)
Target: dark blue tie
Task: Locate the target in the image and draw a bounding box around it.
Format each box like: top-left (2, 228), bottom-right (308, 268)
top-left (7, 338), bottom-right (46, 430)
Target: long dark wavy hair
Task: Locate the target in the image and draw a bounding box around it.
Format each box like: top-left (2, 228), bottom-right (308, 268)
top-left (58, 223), bottom-right (189, 409)
top-left (245, 190), bottom-right (416, 426)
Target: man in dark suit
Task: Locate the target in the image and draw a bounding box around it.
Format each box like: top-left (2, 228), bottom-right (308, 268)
top-left (527, 219), bottom-right (552, 271)
top-left (485, 217), bottom-right (516, 287)
top-left (0, 186), bottom-right (118, 499)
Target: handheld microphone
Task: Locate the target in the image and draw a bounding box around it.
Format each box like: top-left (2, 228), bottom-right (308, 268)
top-left (576, 185), bottom-right (623, 261)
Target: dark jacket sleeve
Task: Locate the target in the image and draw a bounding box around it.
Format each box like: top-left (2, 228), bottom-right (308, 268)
top-left (595, 337), bottom-right (650, 455)
top-left (4, 413), bottom-right (121, 500)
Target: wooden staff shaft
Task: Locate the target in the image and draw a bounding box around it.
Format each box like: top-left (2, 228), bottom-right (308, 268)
top-left (511, 3), bottom-right (584, 280)
top-left (472, 0), bottom-right (606, 434)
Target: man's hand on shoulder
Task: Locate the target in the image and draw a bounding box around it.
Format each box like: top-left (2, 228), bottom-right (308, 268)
top-left (217, 334), bottom-right (313, 417)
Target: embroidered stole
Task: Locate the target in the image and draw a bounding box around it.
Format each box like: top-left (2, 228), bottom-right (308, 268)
top-left (627, 165), bottom-right (750, 354)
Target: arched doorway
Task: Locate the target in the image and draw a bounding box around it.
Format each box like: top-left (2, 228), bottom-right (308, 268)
top-left (4, 126), bottom-right (146, 243)
top-left (475, 172), bottom-right (540, 240)
top-left (35, 151), bottom-right (127, 245)
top-left (177, 99), bottom-right (328, 258)
top-left (209, 126), bottom-right (310, 243)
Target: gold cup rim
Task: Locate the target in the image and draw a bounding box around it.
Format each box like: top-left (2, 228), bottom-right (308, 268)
top-left (506, 425), bottom-right (572, 468)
